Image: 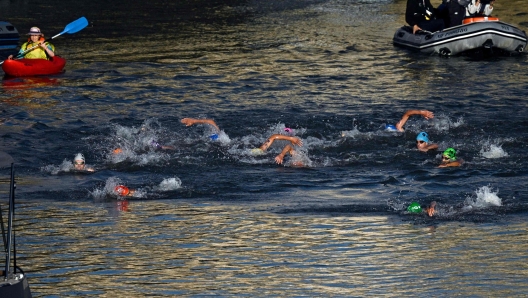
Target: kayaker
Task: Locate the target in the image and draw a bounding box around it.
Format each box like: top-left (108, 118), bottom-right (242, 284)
top-left (8, 27), bottom-right (55, 60)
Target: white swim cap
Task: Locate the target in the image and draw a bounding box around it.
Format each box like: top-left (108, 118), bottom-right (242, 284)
top-left (74, 153), bottom-right (85, 163)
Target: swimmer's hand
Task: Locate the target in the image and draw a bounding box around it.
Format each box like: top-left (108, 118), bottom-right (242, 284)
top-left (181, 118), bottom-right (196, 126)
top-left (275, 155), bottom-right (284, 164)
top-left (421, 110), bottom-right (434, 120)
top-left (290, 137), bottom-right (303, 147)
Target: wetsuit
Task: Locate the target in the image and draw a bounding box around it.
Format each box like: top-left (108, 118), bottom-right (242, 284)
top-left (405, 0), bottom-right (445, 33)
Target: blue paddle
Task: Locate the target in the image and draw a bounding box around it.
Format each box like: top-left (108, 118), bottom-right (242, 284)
top-left (1, 17), bottom-right (88, 64)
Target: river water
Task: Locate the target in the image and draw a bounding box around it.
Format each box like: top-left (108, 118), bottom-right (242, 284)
top-left (1, 0), bottom-right (528, 296)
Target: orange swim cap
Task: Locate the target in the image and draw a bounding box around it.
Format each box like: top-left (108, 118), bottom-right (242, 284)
top-left (114, 185), bottom-right (130, 196)
top-left (113, 148), bottom-right (123, 154)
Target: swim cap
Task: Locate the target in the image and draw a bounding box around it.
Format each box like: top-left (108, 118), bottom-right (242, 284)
top-left (114, 185), bottom-right (130, 196)
top-left (251, 148), bottom-right (264, 155)
top-left (210, 134), bottom-right (219, 140)
top-left (151, 140), bottom-right (161, 149)
top-left (443, 148), bottom-right (457, 160)
top-left (385, 124), bottom-right (397, 131)
top-left (407, 202), bottom-right (422, 213)
top-left (113, 148), bottom-right (123, 154)
top-left (284, 128), bottom-right (293, 133)
top-left (416, 132), bottom-right (429, 143)
top-left (74, 153), bottom-right (85, 163)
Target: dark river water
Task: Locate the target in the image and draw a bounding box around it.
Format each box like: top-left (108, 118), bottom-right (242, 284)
top-left (1, 0), bottom-right (528, 296)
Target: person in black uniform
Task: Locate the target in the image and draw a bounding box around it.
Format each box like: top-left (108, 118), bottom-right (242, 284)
top-left (406, 0), bottom-right (446, 34)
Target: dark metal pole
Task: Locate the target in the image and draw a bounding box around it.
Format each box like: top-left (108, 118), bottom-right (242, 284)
top-left (4, 163), bottom-right (15, 279)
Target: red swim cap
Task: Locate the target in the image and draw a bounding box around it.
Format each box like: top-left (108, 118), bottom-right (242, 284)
top-left (114, 185), bottom-right (130, 196)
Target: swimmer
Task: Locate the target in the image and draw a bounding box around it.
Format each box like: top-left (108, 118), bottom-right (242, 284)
top-left (257, 134), bottom-right (303, 152)
top-left (114, 185), bottom-right (135, 197)
top-left (149, 140), bottom-right (175, 150)
top-left (407, 201), bottom-right (436, 217)
top-left (439, 147), bottom-right (462, 168)
top-left (416, 131), bottom-right (438, 152)
top-left (181, 117), bottom-right (222, 140)
top-left (73, 153), bottom-right (95, 172)
top-left (391, 109), bottom-right (435, 132)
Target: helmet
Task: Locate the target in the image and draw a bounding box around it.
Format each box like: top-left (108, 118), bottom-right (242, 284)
top-left (416, 132), bottom-right (429, 143)
top-left (443, 148), bottom-right (457, 160)
top-left (407, 202), bottom-right (422, 213)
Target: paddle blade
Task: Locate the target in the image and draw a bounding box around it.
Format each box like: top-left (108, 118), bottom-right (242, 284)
top-left (60, 17), bottom-right (89, 35)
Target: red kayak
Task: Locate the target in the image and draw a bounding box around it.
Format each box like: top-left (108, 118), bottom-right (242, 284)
top-left (2, 56), bottom-right (66, 77)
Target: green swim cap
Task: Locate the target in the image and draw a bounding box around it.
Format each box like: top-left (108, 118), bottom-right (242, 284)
top-left (443, 148), bottom-right (457, 160)
top-left (407, 202), bottom-right (422, 213)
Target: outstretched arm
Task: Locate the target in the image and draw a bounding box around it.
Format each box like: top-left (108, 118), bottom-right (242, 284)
top-left (259, 134), bottom-right (303, 151)
top-left (275, 144), bottom-right (294, 164)
top-left (181, 118), bottom-right (220, 131)
top-left (418, 143), bottom-right (439, 152)
top-left (395, 110), bottom-right (434, 131)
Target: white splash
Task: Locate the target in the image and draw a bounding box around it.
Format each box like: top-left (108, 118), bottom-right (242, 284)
top-left (153, 177), bottom-right (182, 192)
top-left (465, 185), bottom-right (502, 208)
top-left (41, 159), bottom-right (74, 175)
top-left (431, 114), bottom-right (465, 132)
top-left (480, 143), bottom-right (508, 159)
top-left (341, 126), bottom-right (361, 138)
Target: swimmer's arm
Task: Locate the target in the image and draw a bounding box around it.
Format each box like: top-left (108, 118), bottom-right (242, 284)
top-left (419, 143), bottom-right (438, 152)
top-left (260, 134), bottom-right (303, 151)
top-left (181, 118), bottom-right (220, 131)
top-left (274, 144), bottom-right (294, 164)
top-left (425, 201), bottom-right (436, 217)
top-left (395, 110), bottom-right (434, 131)
top-left (161, 145), bottom-right (175, 150)
top-left (427, 143), bottom-right (438, 150)
top-left (438, 160), bottom-right (461, 168)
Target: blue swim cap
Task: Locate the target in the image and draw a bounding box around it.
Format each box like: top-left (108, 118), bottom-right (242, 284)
top-left (416, 132), bottom-right (429, 143)
top-left (385, 124), bottom-right (397, 131)
top-left (210, 134), bottom-right (219, 140)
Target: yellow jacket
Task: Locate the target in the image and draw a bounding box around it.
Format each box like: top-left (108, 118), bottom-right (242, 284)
top-left (20, 39), bottom-right (55, 59)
